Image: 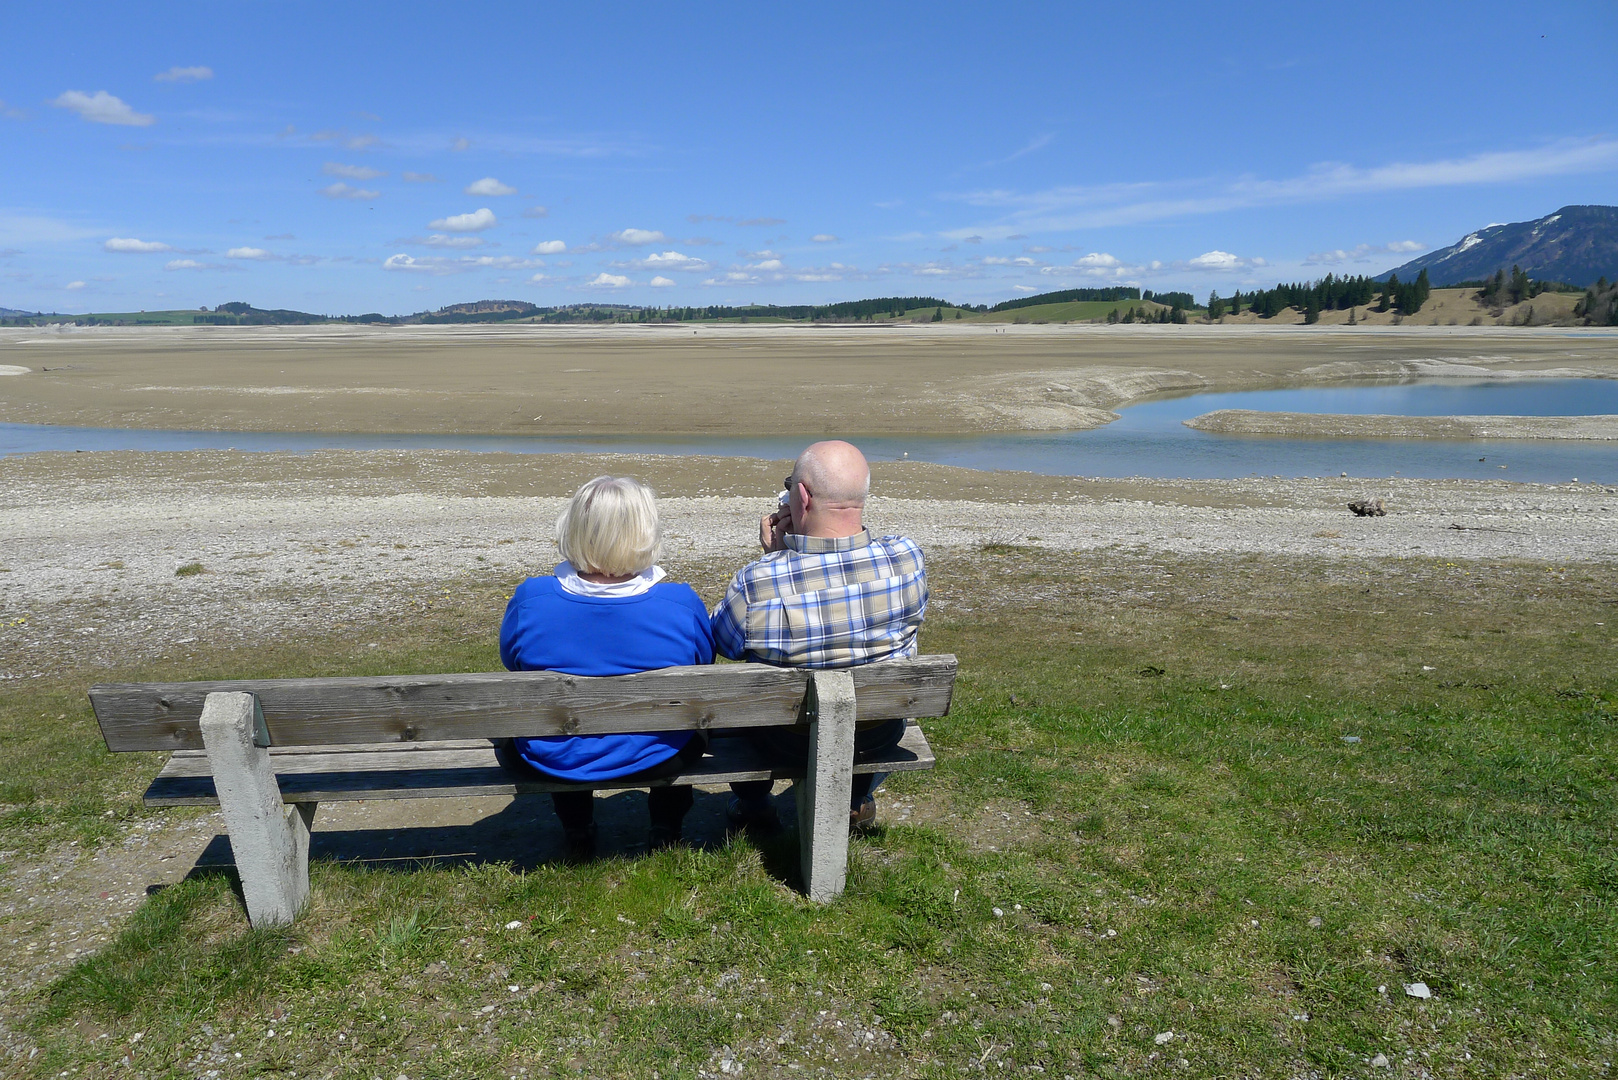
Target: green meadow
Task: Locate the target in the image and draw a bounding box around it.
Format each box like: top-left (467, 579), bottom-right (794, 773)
top-left (2, 548), bottom-right (1614, 1077)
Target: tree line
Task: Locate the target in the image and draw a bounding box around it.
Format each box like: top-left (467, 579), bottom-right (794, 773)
top-left (1207, 271), bottom-right (1429, 322)
top-left (1573, 278), bottom-right (1618, 326)
top-left (990, 287), bottom-right (1141, 313)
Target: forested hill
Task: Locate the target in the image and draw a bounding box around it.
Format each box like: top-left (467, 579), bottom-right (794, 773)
top-left (1381, 205), bottom-right (1618, 287)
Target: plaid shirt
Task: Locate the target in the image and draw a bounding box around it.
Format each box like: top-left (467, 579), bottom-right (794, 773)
top-left (711, 529), bottom-right (927, 668)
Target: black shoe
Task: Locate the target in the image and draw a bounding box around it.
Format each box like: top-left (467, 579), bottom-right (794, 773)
top-left (648, 824), bottom-right (684, 851)
top-left (562, 824), bottom-right (597, 863)
top-left (850, 796), bottom-right (877, 832)
top-left (725, 795), bottom-right (781, 837)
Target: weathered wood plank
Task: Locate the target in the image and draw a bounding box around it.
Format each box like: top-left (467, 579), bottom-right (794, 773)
top-left (143, 724), bottom-right (936, 807)
top-left (93, 656), bottom-right (956, 752)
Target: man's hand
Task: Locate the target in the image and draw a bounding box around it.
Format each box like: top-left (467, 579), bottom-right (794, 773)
top-left (760, 509), bottom-right (791, 552)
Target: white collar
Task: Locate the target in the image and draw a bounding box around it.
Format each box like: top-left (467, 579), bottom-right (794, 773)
top-left (554, 560), bottom-right (666, 598)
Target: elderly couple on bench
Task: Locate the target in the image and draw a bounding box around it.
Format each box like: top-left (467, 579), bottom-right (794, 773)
top-left (493, 440), bottom-right (929, 859)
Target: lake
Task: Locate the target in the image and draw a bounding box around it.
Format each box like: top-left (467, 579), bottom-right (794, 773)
top-left (3, 378), bottom-right (1615, 483)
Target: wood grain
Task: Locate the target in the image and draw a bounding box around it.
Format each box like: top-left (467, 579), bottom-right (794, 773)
top-left (143, 725), bottom-right (937, 806)
top-left (93, 656), bottom-right (955, 752)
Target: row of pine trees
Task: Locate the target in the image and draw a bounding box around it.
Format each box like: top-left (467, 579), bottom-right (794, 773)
top-left (1207, 271), bottom-right (1431, 322)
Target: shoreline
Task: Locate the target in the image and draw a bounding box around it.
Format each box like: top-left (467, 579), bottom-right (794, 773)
top-left (1184, 409), bottom-right (1618, 441)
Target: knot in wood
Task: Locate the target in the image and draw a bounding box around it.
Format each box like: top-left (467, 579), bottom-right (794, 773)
top-left (400, 726), bottom-right (419, 742)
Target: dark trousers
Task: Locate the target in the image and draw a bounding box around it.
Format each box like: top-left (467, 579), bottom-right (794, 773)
top-left (493, 734), bottom-right (709, 833)
top-left (730, 717), bottom-right (907, 810)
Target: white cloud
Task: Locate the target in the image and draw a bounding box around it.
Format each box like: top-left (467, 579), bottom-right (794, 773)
top-left (402, 171), bottom-right (441, 183)
top-left (320, 182), bottom-right (380, 200)
top-left (0, 99), bottom-right (28, 119)
top-left (384, 254), bottom-right (434, 273)
top-left (104, 237), bottom-right (171, 253)
top-left (64, 280), bottom-right (86, 290)
top-left (751, 259), bottom-right (784, 271)
top-left (1012, 285), bottom-right (1038, 293)
top-left (523, 205), bottom-right (549, 218)
top-left (611, 228), bottom-right (667, 246)
top-left (703, 271), bottom-right (761, 286)
top-left (532, 240), bottom-right (566, 255)
top-left (465, 177), bottom-right (517, 196)
top-left (1303, 241), bottom-right (1426, 266)
top-left (323, 162), bottom-right (385, 180)
top-left (451, 136), bottom-right (471, 152)
top-left (589, 272), bottom-right (632, 288)
top-left (429, 208), bottom-right (497, 232)
top-left (650, 276), bottom-right (675, 288)
top-left (528, 272), bottom-right (550, 284)
top-left (51, 90), bottom-right (154, 127)
top-left (423, 234), bottom-right (483, 249)
top-left (383, 253), bottom-right (537, 275)
top-left (947, 137), bottom-right (1618, 238)
top-left (1074, 252), bottom-right (1122, 268)
top-left (637, 250), bottom-right (707, 271)
top-left (311, 129), bottom-right (380, 151)
top-left (982, 255), bottom-right (1038, 266)
top-left (1185, 250), bottom-right (1267, 271)
top-left (810, 234), bottom-right (839, 243)
top-left (226, 246), bottom-right (273, 260)
top-left (154, 66), bottom-right (213, 83)
top-left (164, 259), bottom-right (208, 270)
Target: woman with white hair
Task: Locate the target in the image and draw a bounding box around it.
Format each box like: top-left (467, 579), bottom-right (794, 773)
top-left (497, 475), bottom-right (714, 859)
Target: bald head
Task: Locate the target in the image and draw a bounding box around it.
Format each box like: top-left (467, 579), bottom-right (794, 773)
top-left (794, 440), bottom-right (870, 508)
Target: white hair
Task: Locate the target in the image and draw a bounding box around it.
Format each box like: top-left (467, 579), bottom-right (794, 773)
top-left (555, 476), bottom-right (661, 576)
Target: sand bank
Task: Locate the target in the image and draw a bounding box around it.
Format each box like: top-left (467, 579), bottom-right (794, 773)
top-left (1185, 410), bottom-right (1618, 440)
top-left (2, 449), bottom-right (1614, 679)
top-left (3, 323), bottom-right (1617, 437)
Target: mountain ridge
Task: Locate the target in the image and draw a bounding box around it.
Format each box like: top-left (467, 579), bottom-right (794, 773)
top-left (1381, 205), bottom-right (1618, 287)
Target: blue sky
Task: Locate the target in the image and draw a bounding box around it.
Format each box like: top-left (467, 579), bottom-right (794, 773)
top-left (3, 1), bottom-right (1616, 315)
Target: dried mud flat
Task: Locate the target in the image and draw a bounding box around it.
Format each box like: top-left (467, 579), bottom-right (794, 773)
top-left (3, 321), bottom-right (1618, 437)
top-left (3, 449), bottom-right (1617, 681)
top-left (1185, 409), bottom-right (1618, 440)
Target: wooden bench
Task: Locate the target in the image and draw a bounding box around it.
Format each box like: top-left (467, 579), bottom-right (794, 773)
top-left (90, 655), bottom-right (956, 926)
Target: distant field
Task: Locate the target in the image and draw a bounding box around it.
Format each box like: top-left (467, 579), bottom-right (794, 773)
top-left (9, 309), bottom-right (207, 325)
top-left (974, 298), bottom-right (1170, 324)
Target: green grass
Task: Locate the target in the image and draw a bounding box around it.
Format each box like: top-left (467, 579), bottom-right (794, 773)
top-left (974, 299), bottom-right (1170, 323)
top-left (4, 550), bottom-right (1616, 1077)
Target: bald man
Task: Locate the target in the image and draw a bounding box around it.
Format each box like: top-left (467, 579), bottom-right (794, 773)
top-left (712, 440), bottom-right (928, 831)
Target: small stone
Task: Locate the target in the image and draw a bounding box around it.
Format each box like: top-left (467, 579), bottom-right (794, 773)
top-left (1040, 982), bottom-right (1053, 992)
top-left (1154, 1031), bottom-right (1175, 1045)
top-left (1340, 735), bottom-right (1360, 744)
top-left (1370, 1053), bottom-right (1390, 1068)
top-left (1378, 985), bottom-right (1387, 994)
top-left (1405, 981), bottom-right (1432, 999)
top-left (504, 920), bottom-right (522, 931)
top-left (992, 907), bottom-right (1005, 918)
top-left (1308, 917), bottom-right (1323, 928)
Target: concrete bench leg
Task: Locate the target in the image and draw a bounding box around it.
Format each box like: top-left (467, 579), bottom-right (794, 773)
top-left (794, 670), bottom-right (856, 903)
top-left (199, 692), bottom-right (314, 927)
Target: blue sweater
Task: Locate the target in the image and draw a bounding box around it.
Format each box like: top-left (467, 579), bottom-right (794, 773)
top-left (499, 577), bottom-right (716, 781)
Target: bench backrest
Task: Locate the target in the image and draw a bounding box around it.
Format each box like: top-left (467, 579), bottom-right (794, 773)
top-left (91, 655), bottom-right (957, 752)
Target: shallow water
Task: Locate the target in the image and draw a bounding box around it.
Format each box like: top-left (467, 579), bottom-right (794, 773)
top-left (3, 379), bottom-right (1615, 483)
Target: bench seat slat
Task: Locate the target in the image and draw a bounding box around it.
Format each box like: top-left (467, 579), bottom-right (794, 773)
top-left (142, 724), bottom-right (936, 807)
top-left (93, 656), bottom-right (957, 752)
